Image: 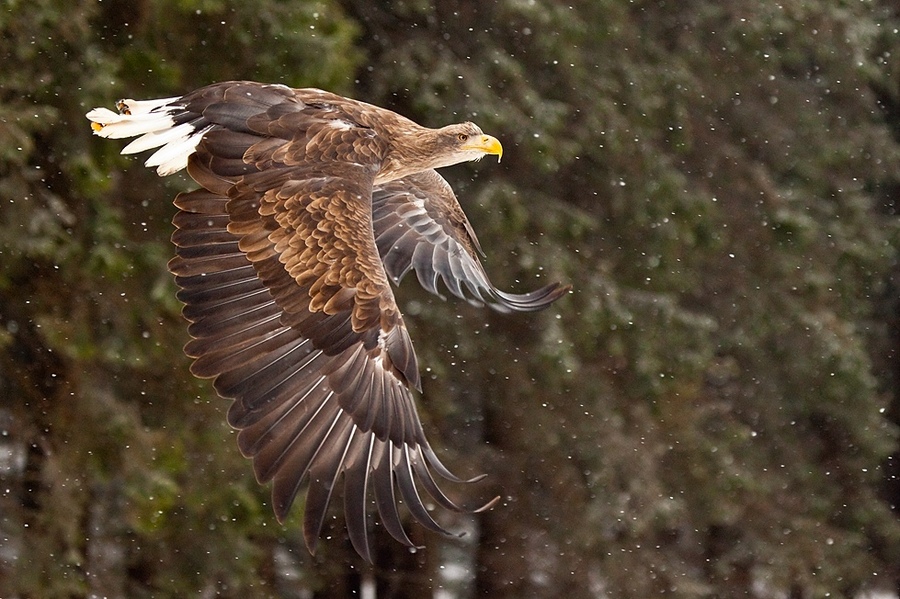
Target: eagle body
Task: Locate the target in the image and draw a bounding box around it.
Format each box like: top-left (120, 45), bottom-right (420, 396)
top-left (87, 81), bottom-right (568, 561)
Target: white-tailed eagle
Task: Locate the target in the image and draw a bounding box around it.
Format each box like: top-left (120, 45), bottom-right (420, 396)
top-left (87, 81), bottom-right (569, 561)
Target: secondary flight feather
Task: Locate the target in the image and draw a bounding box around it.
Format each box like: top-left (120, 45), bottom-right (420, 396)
top-left (87, 80), bottom-right (569, 561)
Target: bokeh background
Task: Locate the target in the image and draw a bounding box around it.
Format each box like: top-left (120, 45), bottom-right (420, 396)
top-left (1, 1), bottom-right (899, 597)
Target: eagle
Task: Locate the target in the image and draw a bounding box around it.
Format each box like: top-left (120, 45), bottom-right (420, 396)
top-left (86, 81), bottom-right (569, 561)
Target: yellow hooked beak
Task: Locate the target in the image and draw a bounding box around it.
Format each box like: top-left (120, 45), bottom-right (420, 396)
top-left (464, 134), bottom-right (503, 162)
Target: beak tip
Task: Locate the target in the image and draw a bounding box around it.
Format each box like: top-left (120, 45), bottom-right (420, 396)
top-left (487, 135), bottom-right (503, 162)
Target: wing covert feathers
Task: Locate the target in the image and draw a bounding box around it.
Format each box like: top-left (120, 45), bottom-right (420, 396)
top-left (87, 80), bottom-right (567, 560)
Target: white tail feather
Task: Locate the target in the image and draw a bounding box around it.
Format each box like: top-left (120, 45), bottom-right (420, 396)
top-left (85, 107), bottom-right (120, 125)
top-left (144, 125), bottom-right (213, 176)
top-left (118, 97), bottom-right (180, 115)
top-left (122, 122), bottom-right (196, 155)
top-left (88, 110), bottom-right (177, 139)
top-left (86, 95), bottom-right (211, 176)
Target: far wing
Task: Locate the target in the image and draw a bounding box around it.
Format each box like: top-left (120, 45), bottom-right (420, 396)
top-left (372, 170), bottom-right (570, 312)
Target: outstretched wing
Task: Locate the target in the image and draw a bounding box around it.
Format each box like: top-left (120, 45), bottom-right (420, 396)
top-left (92, 81), bottom-right (495, 560)
top-left (373, 170), bottom-right (570, 312)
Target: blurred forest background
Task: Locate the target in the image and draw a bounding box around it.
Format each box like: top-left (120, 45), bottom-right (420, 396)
top-left (1, 0), bottom-right (899, 597)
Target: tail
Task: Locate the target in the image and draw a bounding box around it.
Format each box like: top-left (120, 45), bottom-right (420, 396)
top-left (86, 96), bottom-right (211, 176)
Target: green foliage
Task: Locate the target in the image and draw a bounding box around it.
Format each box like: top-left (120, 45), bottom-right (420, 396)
top-left (1, 0), bottom-right (898, 597)
top-left (98, 0), bottom-right (362, 92)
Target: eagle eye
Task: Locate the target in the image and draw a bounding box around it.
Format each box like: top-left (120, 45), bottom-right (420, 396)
top-left (458, 133), bottom-right (469, 142)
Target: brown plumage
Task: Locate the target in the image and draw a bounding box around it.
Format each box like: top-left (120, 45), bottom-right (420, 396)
top-left (87, 80), bottom-right (569, 561)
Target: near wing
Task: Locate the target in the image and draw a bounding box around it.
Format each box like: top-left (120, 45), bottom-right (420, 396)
top-left (160, 82), bottom-right (494, 561)
top-left (372, 170), bottom-right (570, 312)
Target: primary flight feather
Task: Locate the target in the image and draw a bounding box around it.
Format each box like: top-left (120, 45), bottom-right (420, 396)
top-left (87, 80), bottom-right (569, 561)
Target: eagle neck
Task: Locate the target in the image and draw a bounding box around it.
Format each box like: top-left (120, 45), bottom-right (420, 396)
top-left (376, 126), bottom-right (446, 185)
